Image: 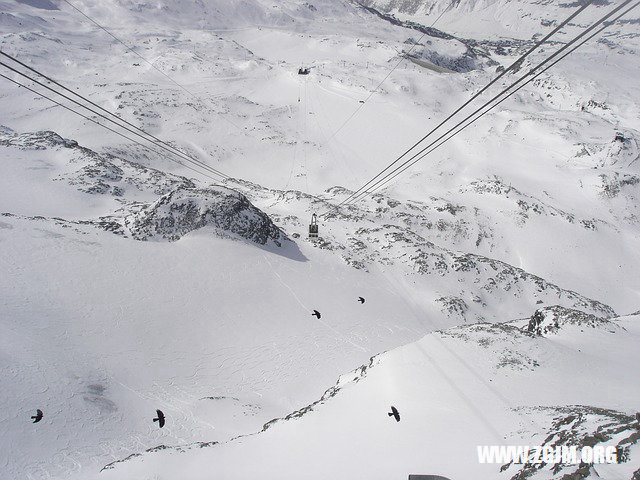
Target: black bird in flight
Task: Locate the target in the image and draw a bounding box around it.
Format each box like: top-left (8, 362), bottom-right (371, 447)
top-left (153, 409), bottom-right (165, 428)
top-left (388, 406), bottom-right (400, 422)
top-left (358, 297), bottom-right (365, 304)
top-left (312, 310), bottom-right (321, 319)
top-left (31, 409), bottom-right (43, 423)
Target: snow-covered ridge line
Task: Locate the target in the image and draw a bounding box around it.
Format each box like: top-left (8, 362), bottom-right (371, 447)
top-left (0, 128), bottom-right (196, 199)
top-left (261, 353), bottom-right (382, 431)
top-left (230, 181), bottom-right (618, 320)
top-left (354, 0), bottom-right (640, 41)
top-left (526, 304), bottom-right (624, 336)
top-left (354, 1), bottom-right (458, 41)
top-left (101, 353), bottom-right (383, 471)
top-left (353, 1), bottom-right (500, 72)
top-left (101, 307), bottom-right (639, 476)
top-left (0, 127), bottom-right (619, 321)
top-left (0, 128), bottom-right (290, 247)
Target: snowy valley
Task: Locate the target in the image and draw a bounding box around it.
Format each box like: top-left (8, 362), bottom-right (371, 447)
top-left (1, 0), bottom-right (639, 479)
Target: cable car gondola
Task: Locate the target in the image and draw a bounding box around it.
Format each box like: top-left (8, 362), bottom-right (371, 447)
top-left (308, 213), bottom-right (318, 240)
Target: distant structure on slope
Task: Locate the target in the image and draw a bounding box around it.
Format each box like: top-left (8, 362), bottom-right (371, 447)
top-left (298, 67), bottom-right (310, 75)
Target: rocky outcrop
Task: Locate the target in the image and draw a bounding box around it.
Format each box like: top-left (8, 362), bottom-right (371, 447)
top-left (0, 129), bottom-right (289, 248)
top-left (503, 405), bottom-right (639, 480)
top-left (122, 186), bottom-right (288, 245)
top-left (526, 305), bottom-right (620, 336)
top-left (230, 182), bottom-right (617, 321)
top-left (0, 130), bottom-right (79, 149)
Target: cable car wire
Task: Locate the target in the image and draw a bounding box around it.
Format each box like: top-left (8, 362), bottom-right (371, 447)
top-left (329, 1), bottom-right (454, 140)
top-left (0, 73), bottom-right (224, 183)
top-left (337, 0), bottom-right (637, 206)
top-left (0, 52), bottom-right (229, 179)
top-left (326, 0), bottom-right (595, 212)
top-left (364, 0), bottom-right (640, 197)
top-left (0, 50), bottom-right (226, 178)
top-left (0, 55), bottom-right (229, 180)
top-left (60, 0), bottom-right (243, 132)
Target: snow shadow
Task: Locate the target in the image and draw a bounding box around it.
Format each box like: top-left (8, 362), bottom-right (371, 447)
top-left (258, 237), bottom-right (307, 262)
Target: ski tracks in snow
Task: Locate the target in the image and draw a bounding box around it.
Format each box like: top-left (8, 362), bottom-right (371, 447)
top-left (260, 252), bottom-right (367, 352)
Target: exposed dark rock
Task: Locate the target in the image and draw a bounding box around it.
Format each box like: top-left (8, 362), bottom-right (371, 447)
top-left (600, 173), bottom-right (640, 198)
top-left (527, 305), bottom-right (619, 336)
top-left (262, 354), bottom-right (380, 431)
top-left (123, 187), bottom-right (288, 246)
top-left (0, 130), bottom-right (78, 149)
top-left (505, 405), bottom-right (638, 479)
top-left (436, 296), bottom-right (469, 320)
top-left (101, 354), bottom-right (382, 470)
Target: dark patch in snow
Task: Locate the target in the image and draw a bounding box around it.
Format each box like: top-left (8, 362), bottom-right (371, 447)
top-left (121, 186), bottom-right (288, 246)
top-left (504, 405), bottom-right (638, 479)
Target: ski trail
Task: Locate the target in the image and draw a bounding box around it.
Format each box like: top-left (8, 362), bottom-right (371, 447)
top-left (284, 78), bottom-right (301, 190)
top-left (308, 78), bottom-right (360, 186)
top-left (260, 252), bottom-right (366, 352)
top-left (261, 252), bottom-right (308, 311)
top-left (314, 316), bottom-right (367, 352)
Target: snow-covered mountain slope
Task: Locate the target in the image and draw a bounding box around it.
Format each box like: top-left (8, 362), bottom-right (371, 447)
top-left (98, 310), bottom-right (640, 480)
top-left (229, 178), bottom-right (629, 320)
top-left (356, 0), bottom-right (640, 40)
top-left (0, 204), bottom-right (424, 477)
top-left (1, 0), bottom-right (639, 478)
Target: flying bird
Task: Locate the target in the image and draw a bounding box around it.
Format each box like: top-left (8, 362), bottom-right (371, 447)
top-left (31, 409), bottom-right (43, 423)
top-left (153, 409), bottom-right (165, 428)
top-left (312, 310), bottom-right (321, 319)
top-left (358, 297), bottom-right (365, 304)
top-left (388, 406), bottom-right (400, 422)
